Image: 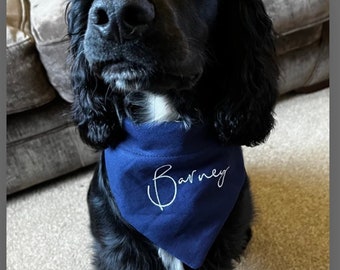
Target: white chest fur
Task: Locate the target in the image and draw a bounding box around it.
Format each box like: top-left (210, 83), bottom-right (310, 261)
top-left (158, 248), bottom-right (185, 270)
top-left (146, 93), bottom-right (180, 122)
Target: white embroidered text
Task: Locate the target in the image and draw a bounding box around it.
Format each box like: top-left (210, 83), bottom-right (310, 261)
top-left (147, 164), bottom-right (230, 211)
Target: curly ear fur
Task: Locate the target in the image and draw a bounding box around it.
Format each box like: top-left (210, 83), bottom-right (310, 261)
top-left (67, 0), bottom-right (125, 150)
top-left (206, 0), bottom-right (279, 146)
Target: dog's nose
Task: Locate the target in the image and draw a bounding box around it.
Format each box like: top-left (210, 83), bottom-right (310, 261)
top-left (90, 0), bottom-right (155, 41)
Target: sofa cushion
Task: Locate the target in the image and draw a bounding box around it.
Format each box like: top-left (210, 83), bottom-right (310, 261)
top-left (264, 0), bottom-right (329, 57)
top-left (278, 23), bottom-right (329, 94)
top-left (30, 0), bottom-right (73, 102)
top-left (264, 0), bottom-right (329, 35)
top-left (7, 97), bottom-right (99, 194)
top-left (7, 0), bottom-right (56, 115)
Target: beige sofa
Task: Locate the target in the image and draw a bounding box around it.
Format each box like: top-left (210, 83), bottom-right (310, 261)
top-left (6, 0), bottom-right (329, 195)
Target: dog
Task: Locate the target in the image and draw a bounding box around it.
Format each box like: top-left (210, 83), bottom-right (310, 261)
top-left (67, 0), bottom-right (279, 269)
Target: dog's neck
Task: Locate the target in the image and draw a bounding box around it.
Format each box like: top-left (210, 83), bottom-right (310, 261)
top-left (124, 92), bottom-right (181, 123)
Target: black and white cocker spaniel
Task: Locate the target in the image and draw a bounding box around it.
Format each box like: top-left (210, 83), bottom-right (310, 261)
top-left (67, 0), bottom-right (279, 269)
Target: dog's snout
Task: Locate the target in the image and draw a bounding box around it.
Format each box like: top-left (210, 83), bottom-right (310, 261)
top-left (90, 0), bottom-right (155, 42)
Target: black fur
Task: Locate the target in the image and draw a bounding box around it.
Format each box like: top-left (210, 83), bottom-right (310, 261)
top-left (67, 0), bottom-right (278, 269)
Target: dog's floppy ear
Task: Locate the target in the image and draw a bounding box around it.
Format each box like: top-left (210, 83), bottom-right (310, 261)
top-left (208, 0), bottom-right (279, 147)
top-left (67, 0), bottom-right (125, 150)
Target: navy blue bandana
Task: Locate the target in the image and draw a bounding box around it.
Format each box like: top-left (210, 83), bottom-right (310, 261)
top-left (105, 120), bottom-right (246, 269)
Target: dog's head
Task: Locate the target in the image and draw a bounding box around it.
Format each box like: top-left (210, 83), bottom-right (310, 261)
top-left (67, 0), bottom-right (279, 150)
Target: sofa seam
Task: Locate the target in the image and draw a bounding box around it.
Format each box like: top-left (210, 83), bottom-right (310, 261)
top-left (7, 122), bottom-right (75, 148)
top-left (278, 17), bottom-right (329, 37)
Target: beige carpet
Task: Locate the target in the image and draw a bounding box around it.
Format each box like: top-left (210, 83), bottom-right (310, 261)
top-left (7, 88), bottom-right (329, 270)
